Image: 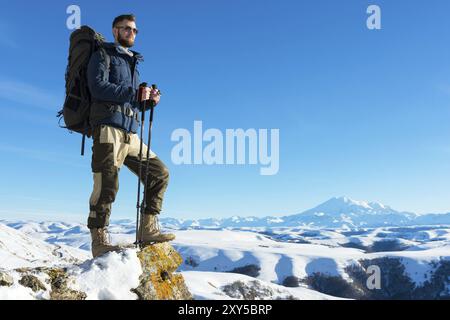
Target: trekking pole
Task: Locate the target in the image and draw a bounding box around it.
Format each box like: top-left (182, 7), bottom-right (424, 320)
top-left (135, 82), bottom-right (148, 247)
top-left (139, 84), bottom-right (159, 244)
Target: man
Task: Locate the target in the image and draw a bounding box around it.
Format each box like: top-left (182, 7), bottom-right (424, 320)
top-left (87, 14), bottom-right (175, 258)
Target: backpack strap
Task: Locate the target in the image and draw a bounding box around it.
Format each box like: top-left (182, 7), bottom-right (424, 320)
top-left (79, 46), bottom-right (110, 156)
top-left (98, 47), bottom-right (111, 81)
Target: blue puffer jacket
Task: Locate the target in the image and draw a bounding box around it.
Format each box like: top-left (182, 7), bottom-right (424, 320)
top-left (87, 42), bottom-right (144, 133)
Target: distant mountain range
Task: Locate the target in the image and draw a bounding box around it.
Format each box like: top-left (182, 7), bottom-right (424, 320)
top-left (159, 197), bottom-right (450, 229)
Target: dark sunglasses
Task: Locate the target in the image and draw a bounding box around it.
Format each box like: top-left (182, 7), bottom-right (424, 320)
top-left (116, 25), bottom-right (139, 35)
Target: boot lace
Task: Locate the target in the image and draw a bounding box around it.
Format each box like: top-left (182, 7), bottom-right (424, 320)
top-left (154, 215), bottom-right (161, 233)
top-left (100, 227), bottom-right (112, 245)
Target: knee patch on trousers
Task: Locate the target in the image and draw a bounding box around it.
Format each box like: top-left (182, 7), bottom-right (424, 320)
top-left (98, 167), bottom-right (119, 203)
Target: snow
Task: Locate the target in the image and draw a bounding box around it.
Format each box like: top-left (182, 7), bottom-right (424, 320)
top-left (1, 211), bottom-right (450, 300)
top-left (366, 245), bottom-right (450, 285)
top-left (0, 277), bottom-right (36, 300)
top-left (0, 269), bottom-right (53, 300)
top-left (0, 223), bottom-right (142, 300)
top-left (181, 271), bottom-right (345, 300)
top-left (172, 229), bottom-right (363, 283)
top-left (0, 248), bottom-right (143, 300)
top-left (69, 249), bottom-right (142, 300)
top-left (0, 223), bottom-right (89, 269)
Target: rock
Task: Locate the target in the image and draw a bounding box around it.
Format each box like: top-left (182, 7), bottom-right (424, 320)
top-left (19, 275), bottom-right (46, 292)
top-left (0, 271), bottom-right (14, 287)
top-left (223, 280), bottom-right (273, 299)
top-left (282, 276), bottom-right (300, 288)
top-left (185, 256), bottom-right (199, 268)
top-left (303, 272), bottom-right (366, 299)
top-left (46, 268), bottom-right (86, 300)
top-left (228, 264), bottom-right (261, 278)
top-left (14, 267), bottom-right (85, 299)
top-left (221, 280), bottom-right (298, 300)
top-left (132, 243), bottom-right (193, 300)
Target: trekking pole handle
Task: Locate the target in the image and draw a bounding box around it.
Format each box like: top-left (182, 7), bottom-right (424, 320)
top-left (147, 84), bottom-right (161, 109)
top-left (138, 82), bottom-right (148, 102)
top-left (138, 83), bottom-right (161, 108)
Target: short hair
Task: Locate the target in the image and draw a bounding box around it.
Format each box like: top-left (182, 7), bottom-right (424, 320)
top-left (112, 14), bottom-right (136, 28)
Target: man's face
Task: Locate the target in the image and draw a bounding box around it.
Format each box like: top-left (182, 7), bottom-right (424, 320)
top-left (113, 20), bottom-right (138, 48)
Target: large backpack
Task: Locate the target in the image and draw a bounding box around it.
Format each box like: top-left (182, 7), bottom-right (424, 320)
top-left (57, 25), bottom-right (110, 155)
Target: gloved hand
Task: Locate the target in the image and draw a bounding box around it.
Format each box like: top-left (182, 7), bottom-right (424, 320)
top-left (138, 85), bottom-right (161, 106)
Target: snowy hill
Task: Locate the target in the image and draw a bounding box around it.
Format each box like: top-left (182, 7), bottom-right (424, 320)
top-left (1, 219), bottom-right (449, 299)
top-left (0, 223), bottom-right (89, 269)
top-left (1, 196), bottom-right (449, 300)
top-left (0, 223), bottom-right (339, 300)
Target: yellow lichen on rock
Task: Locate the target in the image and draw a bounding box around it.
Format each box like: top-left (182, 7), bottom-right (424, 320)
top-left (133, 243), bottom-right (193, 300)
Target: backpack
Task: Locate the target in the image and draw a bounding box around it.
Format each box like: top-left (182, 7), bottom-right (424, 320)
top-left (57, 25), bottom-right (110, 156)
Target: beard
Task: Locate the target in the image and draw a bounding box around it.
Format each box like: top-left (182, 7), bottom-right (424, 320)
top-left (117, 34), bottom-right (134, 48)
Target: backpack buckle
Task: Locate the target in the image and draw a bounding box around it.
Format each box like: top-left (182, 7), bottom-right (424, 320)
top-left (125, 107), bottom-right (133, 117)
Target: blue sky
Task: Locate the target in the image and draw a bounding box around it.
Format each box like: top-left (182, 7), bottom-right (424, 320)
top-left (0, 0), bottom-right (450, 222)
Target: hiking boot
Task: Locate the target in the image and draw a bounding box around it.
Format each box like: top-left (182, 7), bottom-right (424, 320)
top-left (90, 227), bottom-right (123, 258)
top-left (138, 214), bottom-right (175, 246)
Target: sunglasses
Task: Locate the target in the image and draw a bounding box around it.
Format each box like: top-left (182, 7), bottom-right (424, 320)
top-left (116, 25), bottom-right (139, 35)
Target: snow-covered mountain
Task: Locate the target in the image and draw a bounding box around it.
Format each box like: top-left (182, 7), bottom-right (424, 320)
top-left (281, 197), bottom-right (418, 229)
top-left (1, 196), bottom-right (449, 300)
top-left (1, 220), bottom-right (449, 300)
top-left (0, 222), bottom-right (347, 300)
top-left (0, 223), bottom-right (89, 269)
top-left (159, 197), bottom-right (449, 229)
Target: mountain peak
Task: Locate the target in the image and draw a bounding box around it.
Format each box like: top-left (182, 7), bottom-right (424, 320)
top-left (300, 196), bottom-right (400, 218)
top-left (324, 196), bottom-right (371, 208)
top-left (322, 196), bottom-right (391, 211)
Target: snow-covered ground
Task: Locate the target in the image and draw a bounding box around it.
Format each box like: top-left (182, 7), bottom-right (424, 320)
top-left (181, 271), bottom-right (344, 300)
top-left (1, 217), bottom-right (449, 300)
top-left (0, 248), bottom-right (142, 300)
top-left (1, 196), bottom-right (449, 300)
